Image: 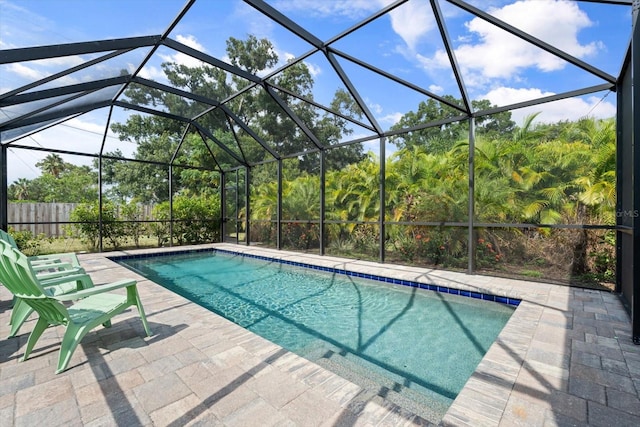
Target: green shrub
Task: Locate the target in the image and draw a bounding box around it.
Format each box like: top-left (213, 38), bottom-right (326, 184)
top-left (282, 222), bottom-right (319, 251)
top-left (173, 194), bottom-right (221, 244)
top-left (120, 201), bottom-right (147, 248)
top-left (8, 227), bottom-right (50, 256)
top-left (150, 194), bottom-right (221, 246)
top-left (150, 202), bottom-right (170, 247)
top-left (69, 202), bottom-right (125, 250)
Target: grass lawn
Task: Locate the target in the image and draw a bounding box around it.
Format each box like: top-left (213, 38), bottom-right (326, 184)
top-left (34, 236), bottom-right (160, 255)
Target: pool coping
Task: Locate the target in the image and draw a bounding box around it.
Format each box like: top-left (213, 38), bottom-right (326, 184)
top-left (2, 243), bottom-right (638, 426)
top-left (113, 243), bottom-right (640, 425)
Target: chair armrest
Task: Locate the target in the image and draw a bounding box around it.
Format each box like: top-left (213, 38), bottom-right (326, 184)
top-left (30, 252), bottom-right (78, 260)
top-left (36, 267), bottom-right (86, 281)
top-left (39, 273), bottom-right (94, 290)
top-left (30, 258), bottom-right (62, 265)
top-left (31, 262), bottom-right (73, 272)
top-left (30, 253), bottom-right (81, 268)
top-left (54, 279), bottom-right (137, 301)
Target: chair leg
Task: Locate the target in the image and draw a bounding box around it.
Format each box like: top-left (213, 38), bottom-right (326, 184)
top-left (126, 285), bottom-right (152, 337)
top-left (56, 323), bottom-right (90, 374)
top-left (21, 318), bottom-right (49, 361)
top-left (135, 292), bottom-right (152, 337)
top-left (8, 298), bottom-right (34, 338)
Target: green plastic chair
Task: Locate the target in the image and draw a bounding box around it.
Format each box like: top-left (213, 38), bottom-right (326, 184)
top-left (0, 229), bottom-right (83, 271)
top-left (0, 240), bottom-right (94, 338)
top-left (1, 230), bottom-right (88, 327)
top-left (0, 244), bottom-right (151, 373)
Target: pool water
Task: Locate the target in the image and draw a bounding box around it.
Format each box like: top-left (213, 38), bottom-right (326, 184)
top-left (119, 250), bottom-right (514, 421)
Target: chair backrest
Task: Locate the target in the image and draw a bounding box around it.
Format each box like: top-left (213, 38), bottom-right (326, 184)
top-left (0, 240), bottom-right (21, 288)
top-left (0, 230), bottom-right (17, 247)
top-left (0, 240), bottom-right (14, 284)
top-left (0, 240), bottom-right (69, 325)
top-left (0, 241), bottom-right (43, 297)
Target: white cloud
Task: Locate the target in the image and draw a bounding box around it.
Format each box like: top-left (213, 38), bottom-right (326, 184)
top-left (135, 63), bottom-right (166, 82)
top-left (363, 98), bottom-right (402, 127)
top-left (176, 34), bottom-right (206, 52)
top-left (4, 55), bottom-right (94, 91)
top-left (160, 34), bottom-right (208, 69)
top-left (270, 0), bottom-right (388, 20)
top-left (387, 0), bottom-right (436, 50)
top-left (305, 61), bottom-right (322, 78)
top-left (66, 116), bottom-right (116, 137)
top-left (380, 112), bottom-right (403, 126)
top-left (233, 1), bottom-right (275, 38)
top-left (6, 63), bottom-right (47, 81)
top-left (260, 0), bottom-right (436, 54)
top-left (428, 84), bottom-right (444, 94)
top-left (421, 0), bottom-right (601, 88)
top-left (482, 86), bottom-right (616, 125)
top-left (367, 100), bottom-right (383, 115)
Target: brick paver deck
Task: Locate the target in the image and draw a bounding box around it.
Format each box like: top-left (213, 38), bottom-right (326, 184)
top-left (1, 243), bottom-right (639, 426)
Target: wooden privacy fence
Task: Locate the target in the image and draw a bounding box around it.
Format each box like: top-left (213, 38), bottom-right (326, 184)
top-left (8, 203), bottom-right (154, 237)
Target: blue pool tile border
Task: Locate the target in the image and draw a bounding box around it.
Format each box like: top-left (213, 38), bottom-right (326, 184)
top-left (110, 248), bottom-right (521, 307)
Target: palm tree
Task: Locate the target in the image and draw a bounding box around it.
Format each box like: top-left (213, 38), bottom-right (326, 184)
top-left (570, 118), bottom-right (616, 222)
top-left (328, 153), bottom-right (380, 224)
top-left (11, 178), bottom-right (31, 201)
top-left (36, 153), bottom-right (66, 178)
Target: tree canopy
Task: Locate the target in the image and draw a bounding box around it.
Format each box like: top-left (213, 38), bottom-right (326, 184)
top-left (388, 96), bottom-right (516, 153)
top-left (105, 35), bottom-right (366, 203)
top-left (8, 153), bottom-right (98, 203)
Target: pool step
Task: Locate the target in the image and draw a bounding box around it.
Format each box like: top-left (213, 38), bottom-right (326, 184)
top-left (302, 344), bottom-right (449, 423)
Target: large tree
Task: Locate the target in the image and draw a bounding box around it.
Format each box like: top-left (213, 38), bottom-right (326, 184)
top-left (108, 35), bottom-right (364, 202)
top-left (35, 153), bottom-right (66, 178)
top-left (8, 159), bottom-right (97, 203)
top-left (388, 97), bottom-right (515, 153)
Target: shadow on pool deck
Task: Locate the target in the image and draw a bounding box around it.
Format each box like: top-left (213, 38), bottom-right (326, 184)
top-left (1, 243), bottom-right (639, 426)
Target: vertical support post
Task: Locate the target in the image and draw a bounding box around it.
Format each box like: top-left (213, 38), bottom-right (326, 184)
top-left (320, 150), bottom-right (326, 255)
top-left (616, 64), bottom-right (625, 296)
top-left (98, 106), bottom-right (113, 253)
top-left (245, 166), bottom-right (250, 246)
top-left (277, 159), bottom-right (282, 250)
top-left (169, 165), bottom-right (173, 247)
top-left (98, 156), bottom-right (103, 252)
top-left (97, 157), bottom-right (104, 252)
top-left (0, 144), bottom-right (8, 231)
top-left (468, 117), bottom-right (476, 273)
top-left (235, 169), bottom-right (239, 245)
top-left (220, 172), bottom-right (226, 242)
top-left (379, 137), bottom-right (386, 263)
top-left (632, 0), bottom-right (640, 344)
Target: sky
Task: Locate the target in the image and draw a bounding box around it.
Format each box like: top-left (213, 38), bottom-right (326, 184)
top-left (0, 0), bottom-right (634, 183)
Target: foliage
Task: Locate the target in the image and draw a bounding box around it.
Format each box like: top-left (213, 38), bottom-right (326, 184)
top-left (250, 115), bottom-right (616, 285)
top-left (120, 202), bottom-right (147, 248)
top-left (281, 223), bottom-right (320, 251)
top-left (8, 154), bottom-right (98, 203)
top-left (149, 203), bottom-right (170, 247)
top-left (35, 153), bottom-right (66, 178)
top-left (152, 194), bottom-right (221, 245)
top-left (388, 97), bottom-right (516, 153)
top-left (69, 202), bottom-right (124, 250)
top-left (7, 227), bottom-right (50, 256)
top-left (588, 230), bottom-right (616, 282)
top-left (106, 34), bottom-right (364, 204)
top-left (249, 220), bottom-right (277, 246)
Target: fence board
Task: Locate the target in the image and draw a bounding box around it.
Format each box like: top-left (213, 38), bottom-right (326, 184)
top-left (7, 203), bottom-right (156, 237)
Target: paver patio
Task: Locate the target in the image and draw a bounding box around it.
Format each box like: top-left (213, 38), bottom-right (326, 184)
top-left (1, 243), bottom-right (639, 426)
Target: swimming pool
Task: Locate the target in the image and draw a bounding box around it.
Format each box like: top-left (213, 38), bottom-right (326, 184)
top-left (116, 249), bottom-right (515, 422)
